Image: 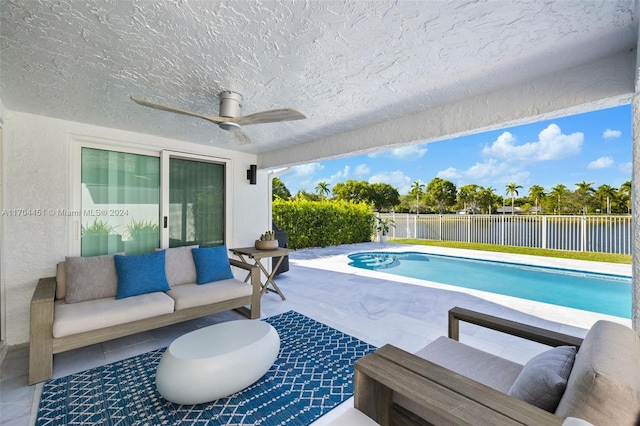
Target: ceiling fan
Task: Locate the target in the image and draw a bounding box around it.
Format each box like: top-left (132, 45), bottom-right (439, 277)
top-left (130, 91), bottom-right (306, 144)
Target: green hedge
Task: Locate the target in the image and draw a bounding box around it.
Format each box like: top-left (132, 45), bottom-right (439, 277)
top-left (273, 199), bottom-right (374, 249)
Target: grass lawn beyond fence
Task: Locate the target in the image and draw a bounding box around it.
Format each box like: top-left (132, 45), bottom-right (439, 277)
top-left (390, 238), bottom-right (632, 265)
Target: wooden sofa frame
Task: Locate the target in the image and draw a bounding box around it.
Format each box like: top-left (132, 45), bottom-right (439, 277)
top-left (29, 259), bottom-right (261, 385)
top-left (354, 307), bottom-right (584, 426)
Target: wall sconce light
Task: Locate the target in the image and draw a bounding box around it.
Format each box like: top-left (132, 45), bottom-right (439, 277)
top-left (247, 164), bottom-right (257, 185)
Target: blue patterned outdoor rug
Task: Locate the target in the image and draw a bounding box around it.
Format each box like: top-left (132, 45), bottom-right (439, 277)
top-left (36, 311), bottom-right (376, 425)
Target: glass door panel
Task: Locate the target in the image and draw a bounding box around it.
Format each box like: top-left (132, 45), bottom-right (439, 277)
top-left (81, 148), bottom-right (160, 256)
top-left (169, 158), bottom-right (225, 247)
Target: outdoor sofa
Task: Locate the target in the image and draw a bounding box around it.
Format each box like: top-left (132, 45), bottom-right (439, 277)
top-left (349, 307), bottom-right (640, 425)
top-left (29, 245), bottom-right (261, 385)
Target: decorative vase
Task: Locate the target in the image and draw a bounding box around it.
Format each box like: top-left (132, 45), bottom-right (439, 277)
top-left (255, 239), bottom-right (278, 250)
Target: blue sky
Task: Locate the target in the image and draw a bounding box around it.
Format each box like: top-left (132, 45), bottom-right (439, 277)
top-left (280, 104), bottom-right (632, 197)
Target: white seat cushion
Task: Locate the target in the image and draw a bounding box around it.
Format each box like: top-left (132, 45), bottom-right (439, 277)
top-left (166, 279), bottom-right (252, 311)
top-left (53, 292), bottom-right (175, 338)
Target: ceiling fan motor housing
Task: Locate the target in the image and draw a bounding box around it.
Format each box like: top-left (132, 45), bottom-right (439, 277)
top-left (218, 91), bottom-right (243, 131)
top-left (219, 91), bottom-right (243, 118)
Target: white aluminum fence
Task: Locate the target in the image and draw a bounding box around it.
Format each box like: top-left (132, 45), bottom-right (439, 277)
top-left (379, 213), bottom-right (633, 255)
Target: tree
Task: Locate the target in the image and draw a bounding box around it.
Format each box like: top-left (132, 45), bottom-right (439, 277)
top-left (619, 180), bottom-right (632, 213)
top-left (369, 183), bottom-right (400, 211)
top-left (409, 180), bottom-right (426, 213)
top-left (595, 184), bottom-right (617, 215)
top-left (458, 184), bottom-right (481, 213)
top-left (332, 180), bottom-right (400, 211)
top-left (528, 185), bottom-right (545, 215)
top-left (574, 180), bottom-right (595, 214)
top-left (272, 177), bottom-right (291, 200)
top-left (315, 181), bottom-right (331, 198)
top-left (505, 182), bottom-right (523, 215)
top-left (332, 180), bottom-right (370, 203)
top-left (479, 186), bottom-right (497, 214)
top-left (550, 184), bottom-right (568, 214)
top-left (426, 177), bottom-right (457, 214)
top-left (294, 189), bottom-right (323, 201)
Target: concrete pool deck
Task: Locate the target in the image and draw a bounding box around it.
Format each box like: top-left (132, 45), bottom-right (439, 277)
top-left (281, 241), bottom-right (632, 330)
top-left (0, 242), bottom-right (632, 425)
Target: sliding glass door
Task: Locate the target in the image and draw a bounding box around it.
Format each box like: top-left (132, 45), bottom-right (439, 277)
top-left (81, 148), bottom-right (160, 256)
top-left (168, 158), bottom-right (225, 248)
top-left (79, 146), bottom-right (226, 256)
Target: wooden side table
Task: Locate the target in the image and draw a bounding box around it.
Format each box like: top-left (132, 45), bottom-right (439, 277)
top-left (229, 246), bottom-right (290, 300)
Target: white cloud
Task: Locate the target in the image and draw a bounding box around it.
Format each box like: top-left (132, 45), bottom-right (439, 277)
top-left (482, 124), bottom-right (583, 161)
top-left (587, 156), bottom-right (614, 169)
top-left (293, 162), bottom-right (323, 176)
top-left (465, 159), bottom-right (508, 180)
top-left (369, 144), bottom-right (428, 160)
top-left (389, 145), bottom-right (428, 160)
top-left (451, 159), bottom-right (530, 188)
top-left (369, 170), bottom-right (412, 193)
top-left (603, 129), bottom-right (622, 139)
top-left (437, 167), bottom-right (461, 179)
top-left (353, 163), bottom-right (370, 177)
top-left (328, 165), bottom-right (351, 182)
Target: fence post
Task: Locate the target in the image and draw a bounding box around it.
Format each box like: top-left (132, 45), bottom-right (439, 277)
top-left (439, 214), bottom-right (443, 240)
top-left (501, 214), bottom-right (505, 246)
top-left (405, 213), bottom-right (410, 238)
top-left (467, 215), bottom-right (471, 243)
top-left (414, 214), bottom-right (417, 239)
top-left (580, 215), bottom-right (587, 252)
top-left (541, 216), bottom-right (547, 249)
top-left (392, 211), bottom-right (396, 239)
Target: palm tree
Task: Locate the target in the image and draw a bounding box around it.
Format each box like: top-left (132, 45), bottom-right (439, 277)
top-left (480, 186), bottom-right (496, 214)
top-left (505, 182), bottom-right (522, 215)
top-left (595, 184), bottom-right (617, 215)
top-left (315, 181), bottom-right (330, 199)
top-left (619, 180), bottom-right (632, 213)
top-left (411, 180), bottom-right (425, 214)
top-left (550, 184), bottom-right (568, 215)
top-left (574, 180), bottom-right (595, 214)
top-left (528, 185), bottom-right (545, 215)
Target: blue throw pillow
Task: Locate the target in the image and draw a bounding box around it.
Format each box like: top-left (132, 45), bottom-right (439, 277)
top-left (114, 251), bottom-right (170, 299)
top-left (191, 246), bottom-right (234, 284)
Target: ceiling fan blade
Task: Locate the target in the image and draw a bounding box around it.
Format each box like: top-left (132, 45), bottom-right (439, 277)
top-left (130, 96), bottom-right (227, 126)
top-left (231, 131), bottom-right (252, 145)
top-left (232, 108), bottom-right (307, 126)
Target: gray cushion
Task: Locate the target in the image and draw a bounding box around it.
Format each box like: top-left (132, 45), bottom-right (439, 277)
top-left (56, 262), bottom-right (66, 300)
top-left (158, 245), bottom-right (198, 287)
top-left (415, 336), bottom-right (524, 393)
top-left (555, 320), bottom-right (640, 425)
top-left (64, 254), bottom-right (119, 303)
top-left (508, 345), bottom-right (576, 412)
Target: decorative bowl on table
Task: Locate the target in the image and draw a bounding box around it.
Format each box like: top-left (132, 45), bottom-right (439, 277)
top-left (255, 239), bottom-right (278, 250)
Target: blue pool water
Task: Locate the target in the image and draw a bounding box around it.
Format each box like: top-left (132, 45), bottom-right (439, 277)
top-left (347, 251), bottom-right (631, 318)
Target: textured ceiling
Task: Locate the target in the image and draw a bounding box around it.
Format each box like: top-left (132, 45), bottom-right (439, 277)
top-left (0, 0), bottom-right (638, 157)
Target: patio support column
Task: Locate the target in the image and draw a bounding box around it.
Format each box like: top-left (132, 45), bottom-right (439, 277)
top-left (632, 94), bottom-right (640, 332)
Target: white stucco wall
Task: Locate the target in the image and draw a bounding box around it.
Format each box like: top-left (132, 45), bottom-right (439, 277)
top-left (1, 110), bottom-right (267, 344)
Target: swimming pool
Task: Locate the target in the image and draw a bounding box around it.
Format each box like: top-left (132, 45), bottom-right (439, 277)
top-left (347, 251), bottom-right (631, 318)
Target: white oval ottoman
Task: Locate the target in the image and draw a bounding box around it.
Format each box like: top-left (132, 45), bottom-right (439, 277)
top-left (156, 319), bottom-right (280, 405)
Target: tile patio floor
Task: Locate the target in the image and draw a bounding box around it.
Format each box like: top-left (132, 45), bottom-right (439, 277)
top-left (0, 242), bottom-right (632, 425)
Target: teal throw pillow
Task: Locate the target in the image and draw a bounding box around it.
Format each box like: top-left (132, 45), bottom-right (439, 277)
top-left (191, 246), bottom-right (234, 284)
top-left (114, 250), bottom-right (170, 299)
